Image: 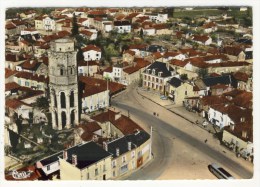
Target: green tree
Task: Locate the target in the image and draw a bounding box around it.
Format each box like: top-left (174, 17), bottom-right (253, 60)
top-left (71, 13), bottom-right (79, 37)
top-left (140, 28), bottom-right (144, 39)
top-left (197, 68), bottom-right (208, 78)
top-left (35, 96), bottom-right (49, 110)
top-left (180, 74), bottom-right (188, 81)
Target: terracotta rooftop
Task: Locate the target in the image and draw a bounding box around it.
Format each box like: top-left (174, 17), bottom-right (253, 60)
top-left (123, 65), bottom-right (141, 74)
top-left (233, 71), bottom-right (249, 82)
top-left (80, 30), bottom-right (93, 37)
top-left (5, 82), bottom-right (21, 91)
top-left (200, 95), bottom-right (229, 106)
top-left (222, 46), bottom-right (244, 56)
top-left (170, 59), bottom-right (188, 67)
top-left (210, 104), bottom-right (252, 124)
top-left (15, 71), bottom-right (48, 83)
top-left (192, 35), bottom-right (210, 43)
top-left (78, 121), bottom-right (102, 141)
top-left (124, 50), bottom-right (135, 56)
top-left (79, 76), bottom-right (126, 96)
top-left (202, 54), bottom-right (229, 62)
top-left (82, 45), bottom-right (101, 52)
top-left (233, 91), bottom-right (252, 109)
top-left (112, 115), bottom-right (144, 135)
top-left (78, 60), bottom-right (99, 66)
top-left (103, 66), bottom-right (113, 73)
top-left (6, 99), bottom-right (31, 109)
top-left (5, 68), bottom-right (18, 78)
top-left (164, 51), bottom-right (181, 58)
top-left (224, 120), bottom-right (253, 142)
top-left (91, 109), bottom-right (119, 123)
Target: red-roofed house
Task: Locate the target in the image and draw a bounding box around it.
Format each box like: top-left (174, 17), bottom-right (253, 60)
top-left (6, 99), bottom-right (32, 119)
top-left (78, 60), bottom-right (100, 76)
top-left (222, 120), bottom-right (253, 159)
top-left (192, 35), bottom-right (212, 45)
top-left (233, 72), bottom-right (252, 91)
top-left (123, 50), bottom-right (135, 63)
top-left (82, 45), bottom-right (102, 61)
top-left (208, 103), bottom-right (252, 129)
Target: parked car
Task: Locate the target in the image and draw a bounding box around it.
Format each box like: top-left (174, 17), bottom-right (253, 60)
top-left (208, 163), bottom-right (234, 179)
top-left (160, 95), bottom-right (167, 100)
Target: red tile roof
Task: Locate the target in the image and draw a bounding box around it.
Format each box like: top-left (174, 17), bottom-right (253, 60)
top-left (224, 120), bottom-right (253, 142)
top-left (91, 109), bottom-right (119, 123)
top-left (223, 46), bottom-right (244, 56)
top-left (112, 115), bottom-right (143, 135)
top-left (79, 76), bottom-right (126, 96)
top-left (80, 30), bottom-right (93, 37)
top-left (210, 104), bottom-right (252, 124)
top-left (103, 66), bottom-right (113, 73)
top-left (5, 82), bottom-right (21, 91)
top-left (129, 44), bottom-right (147, 50)
top-left (15, 71), bottom-right (48, 83)
top-left (82, 45), bottom-right (101, 52)
top-left (233, 91), bottom-right (252, 109)
top-left (78, 121), bottom-right (102, 141)
top-left (200, 95), bottom-right (229, 106)
top-left (233, 71), bottom-right (249, 82)
top-left (153, 51), bottom-right (162, 59)
top-left (192, 35), bottom-right (210, 43)
top-left (6, 23), bottom-right (16, 30)
top-left (91, 110), bottom-right (143, 135)
top-left (123, 50), bottom-right (135, 56)
top-left (170, 59), bottom-right (188, 67)
top-left (202, 54), bottom-right (229, 61)
top-left (5, 68), bottom-right (18, 78)
top-left (210, 84), bottom-right (229, 90)
top-left (123, 65), bottom-right (141, 74)
top-left (78, 60), bottom-right (99, 67)
top-left (6, 99), bottom-right (31, 109)
top-left (164, 51), bottom-right (181, 58)
top-left (153, 24), bottom-right (168, 30)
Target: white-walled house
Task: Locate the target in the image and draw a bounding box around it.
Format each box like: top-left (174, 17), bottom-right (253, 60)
top-left (208, 104), bottom-right (252, 129)
top-left (82, 45), bottom-right (102, 61)
top-left (36, 152), bottom-right (62, 177)
top-left (114, 21), bottom-right (131, 33)
top-left (112, 64), bottom-right (124, 82)
top-left (43, 16), bottom-right (56, 31)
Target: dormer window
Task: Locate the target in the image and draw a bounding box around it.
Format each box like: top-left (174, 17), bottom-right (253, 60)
top-left (158, 72), bottom-right (162, 77)
top-left (241, 117), bottom-right (245, 122)
top-left (152, 69), bottom-right (155, 75)
top-left (230, 124), bottom-right (235, 131)
top-left (242, 130), bottom-right (247, 139)
top-left (146, 69), bottom-right (150, 74)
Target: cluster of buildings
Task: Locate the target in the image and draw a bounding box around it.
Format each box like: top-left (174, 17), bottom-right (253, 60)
top-left (4, 7), bottom-right (253, 180)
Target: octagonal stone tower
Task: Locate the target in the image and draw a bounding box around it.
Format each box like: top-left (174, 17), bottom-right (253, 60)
top-left (48, 38), bottom-right (79, 130)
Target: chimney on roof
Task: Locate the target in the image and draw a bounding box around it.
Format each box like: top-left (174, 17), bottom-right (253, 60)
top-left (116, 148), bottom-right (120, 157)
top-left (115, 112), bottom-right (121, 121)
top-left (103, 141), bottom-right (108, 151)
top-left (166, 62), bottom-right (170, 71)
top-left (128, 142), bottom-right (132, 151)
top-left (63, 150), bottom-right (68, 160)
top-left (72, 154), bottom-right (77, 166)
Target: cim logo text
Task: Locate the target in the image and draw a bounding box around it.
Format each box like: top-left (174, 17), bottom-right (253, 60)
top-left (12, 170), bottom-right (32, 179)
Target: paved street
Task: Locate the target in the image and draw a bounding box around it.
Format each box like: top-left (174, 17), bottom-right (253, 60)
top-left (111, 83), bottom-right (253, 180)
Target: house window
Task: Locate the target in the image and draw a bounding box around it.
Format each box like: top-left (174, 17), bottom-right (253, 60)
top-left (112, 160), bottom-right (116, 168)
top-left (185, 90), bottom-right (187, 96)
top-left (95, 168), bottom-right (98, 176)
top-left (60, 68), bottom-right (64, 76)
top-left (122, 156), bottom-right (126, 163)
top-left (214, 112), bottom-right (216, 117)
top-left (131, 151), bottom-right (135, 158)
top-left (25, 81), bottom-right (30, 87)
top-left (113, 171), bottom-right (116, 177)
top-left (96, 53), bottom-right (99, 56)
top-left (87, 173), bottom-right (89, 179)
top-left (103, 164), bottom-right (106, 172)
top-left (47, 165), bottom-right (50, 171)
